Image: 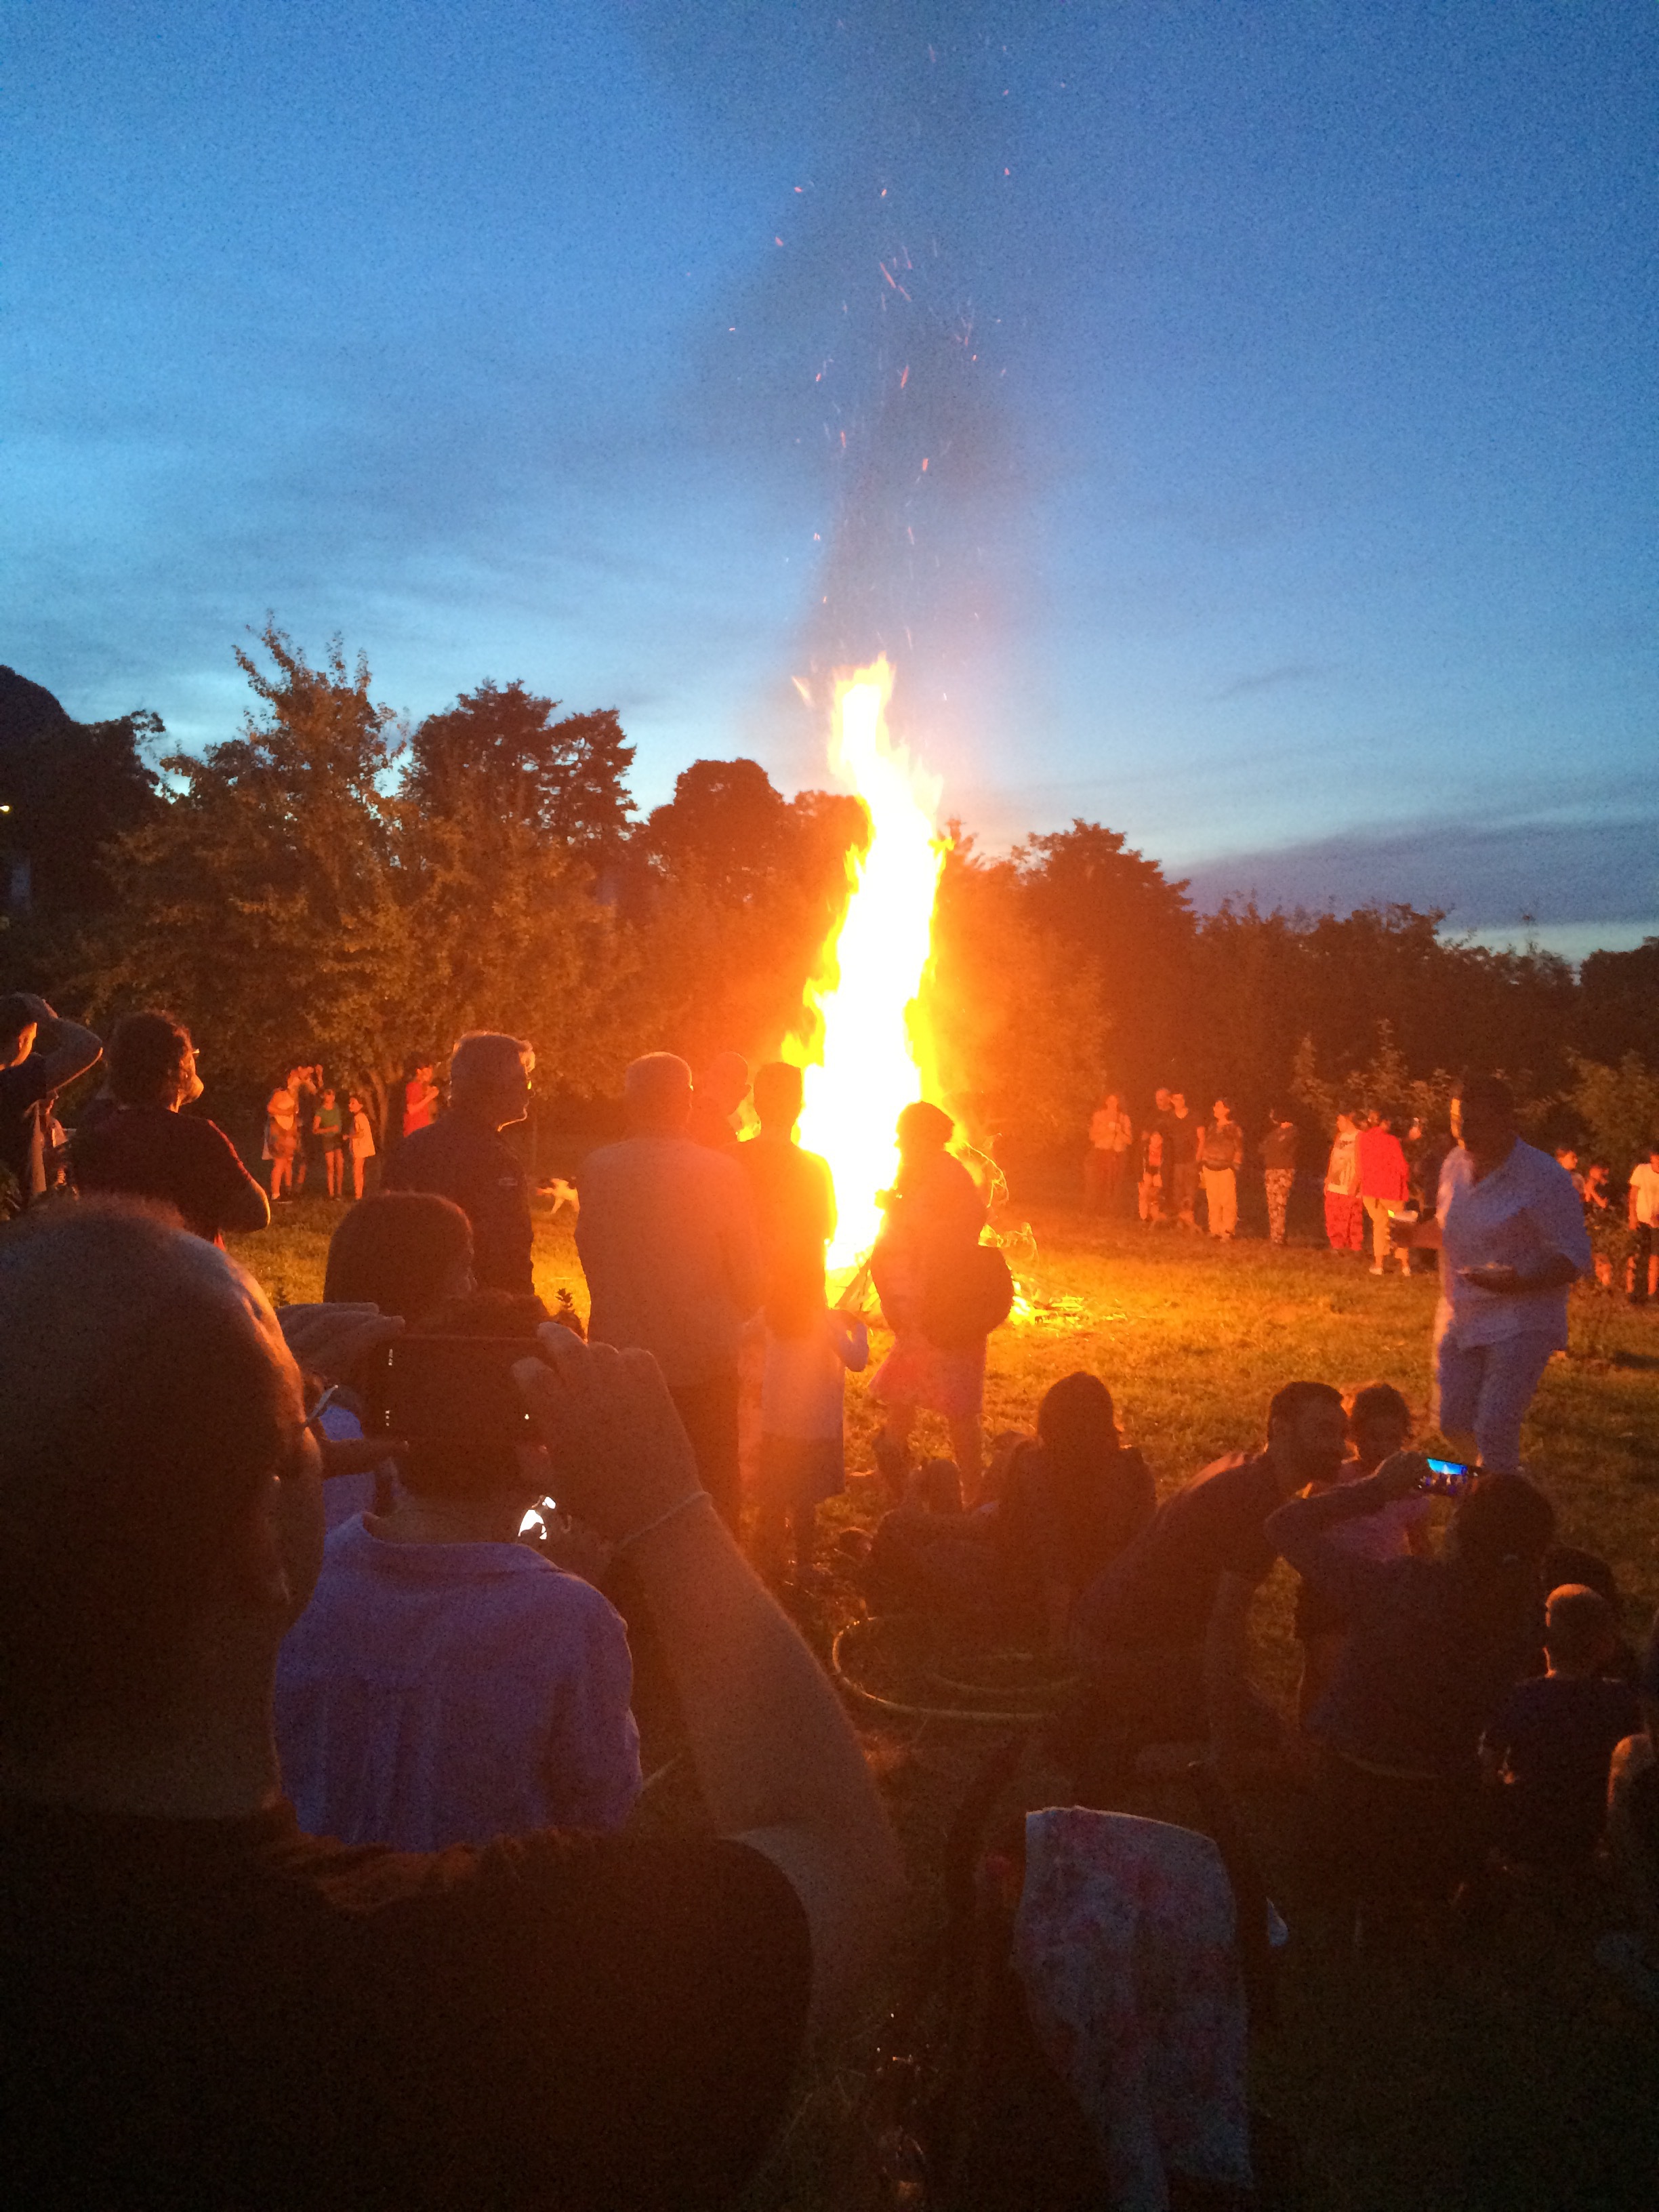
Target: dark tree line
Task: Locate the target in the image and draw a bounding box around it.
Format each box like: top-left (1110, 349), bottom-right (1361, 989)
top-left (1, 632), bottom-right (1654, 1173)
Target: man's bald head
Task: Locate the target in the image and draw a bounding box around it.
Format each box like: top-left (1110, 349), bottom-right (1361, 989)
top-left (0, 1203), bottom-right (293, 1754)
top-left (625, 1052), bottom-right (694, 1136)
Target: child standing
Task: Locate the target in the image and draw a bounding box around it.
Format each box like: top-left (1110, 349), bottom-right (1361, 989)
top-left (1484, 1584), bottom-right (1640, 1866)
top-left (314, 1086), bottom-right (346, 1198)
top-left (738, 1061), bottom-right (866, 1586)
top-left (346, 1094), bottom-right (376, 1201)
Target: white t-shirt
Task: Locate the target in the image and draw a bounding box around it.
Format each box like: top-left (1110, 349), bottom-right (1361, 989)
top-left (1325, 1129), bottom-right (1358, 1195)
top-left (276, 1515), bottom-right (640, 1849)
top-left (1630, 1162), bottom-right (1659, 1228)
top-left (1436, 1139), bottom-right (1593, 1351)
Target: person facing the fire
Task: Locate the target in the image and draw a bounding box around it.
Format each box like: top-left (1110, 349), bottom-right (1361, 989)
top-left (867, 1099), bottom-right (991, 1501)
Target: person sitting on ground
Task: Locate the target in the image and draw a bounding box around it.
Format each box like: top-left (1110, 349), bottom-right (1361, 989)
top-left (996, 1374), bottom-right (1157, 1656)
top-left (737, 1061), bottom-right (863, 1587)
top-left (386, 1030), bottom-right (537, 1294)
top-left (73, 1010), bottom-right (269, 1243)
top-left (865, 1456), bottom-right (1002, 1619)
top-left (0, 1201), bottom-right (900, 2208)
top-left (1482, 1583), bottom-right (1639, 1868)
top-left (1603, 1609), bottom-right (1659, 2015)
top-left (689, 1050), bottom-right (752, 1150)
top-left (1069, 1381), bottom-right (1350, 1776)
top-left (577, 1053), bottom-right (763, 1532)
top-left (1265, 1460), bottom-right (1556, 1911)
top-left (0, 990), bottom-right (102, 1214)
top-left (276, 1289), bottom-right (641, 1849)
top-left (1536, 1544), bottom-right (1641, 1683)
top-left (1292, 1383), bottom-right (1430, 1726)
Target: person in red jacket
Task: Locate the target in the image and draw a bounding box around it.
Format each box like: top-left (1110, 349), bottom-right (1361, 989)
top-left (1357, 1111), bottom-right (1413, 1277)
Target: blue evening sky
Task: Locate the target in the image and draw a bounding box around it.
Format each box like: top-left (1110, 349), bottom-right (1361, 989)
top-left (3, 1), bottom-right (1655, 953)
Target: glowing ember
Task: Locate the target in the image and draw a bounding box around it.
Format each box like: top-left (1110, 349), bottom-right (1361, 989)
top-left (787, 657), bottom-right (947, 1268)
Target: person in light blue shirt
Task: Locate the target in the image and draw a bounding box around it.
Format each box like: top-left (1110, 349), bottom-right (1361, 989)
top-left (276, 1292), bottom-right (640, 1849)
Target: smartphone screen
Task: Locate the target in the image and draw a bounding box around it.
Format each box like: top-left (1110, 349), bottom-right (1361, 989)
top-left (1418, 1456), bottom-right (1479, 1498)
top-left (363, 1337), bottom-right (534, 1459)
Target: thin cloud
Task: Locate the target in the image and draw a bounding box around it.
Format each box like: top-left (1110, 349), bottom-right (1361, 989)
top-left (1214, 662), bottom-right (1337, 701)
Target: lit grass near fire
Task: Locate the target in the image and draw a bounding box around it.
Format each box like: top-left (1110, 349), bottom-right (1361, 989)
top-left (232, 1198), bottom-right (1659, 2209)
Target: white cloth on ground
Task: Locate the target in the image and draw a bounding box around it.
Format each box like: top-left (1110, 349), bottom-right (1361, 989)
top-left (1014, 1806), bottom-right (1283, 2212)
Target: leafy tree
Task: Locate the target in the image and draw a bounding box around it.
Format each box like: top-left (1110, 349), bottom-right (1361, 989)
top-left (926, 836), bottom-right (1105, 1152)
top-left (1566, 1052), bottom-right (1659, 1177)
top-left (90, 624), bottom-right (413, 1125)
top-left (1012, 821), bottom-right (1197, 1100)
top-left (406, 681), bottom-right (636, 856)
top-left (1290, 1023), bottom-right (1456, 1136)
top-left (1577, 939), bottom-right (1659, 1070)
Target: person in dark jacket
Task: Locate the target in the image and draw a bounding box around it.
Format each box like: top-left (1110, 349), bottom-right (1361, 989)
top-left (74, 1011), bottom-right (268, 1244)
top-left (384, 1032), bottom-right (535, 1295)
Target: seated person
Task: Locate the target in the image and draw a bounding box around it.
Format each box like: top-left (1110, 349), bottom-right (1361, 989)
top-left (1538, 1543), bottom-right (1641, 1684)
top-left (996, 1373), bottom-right (1156, 1654)
top-left (0, 1201), bottom-right (899, 2207)
top-left (1483, 1584), bottom-right (1639, 1865)
top-left (306, 1190), bottom-right (476, 1528)
top-left (1068, 1382), bottom-right (1349, 1769)
top-left (73, 1010), bottom-right (269, 1243)
top-left (1293, 1384), bottom-right (1430, 1725)
top-left (1604, 1608), bottom-right (1659, 2013)
top-left (276, 1291), bottom-right (641, 1847)
top-left (1267, 1462), bottom-right (1555, 1907)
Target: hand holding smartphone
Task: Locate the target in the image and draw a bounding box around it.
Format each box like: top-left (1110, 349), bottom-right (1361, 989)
top-left (1418, 1455), bottom-right (1479, 1498)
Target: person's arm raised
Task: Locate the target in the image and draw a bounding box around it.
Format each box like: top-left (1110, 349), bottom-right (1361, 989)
top-left (514, 1328), bottom-right (903, 2025)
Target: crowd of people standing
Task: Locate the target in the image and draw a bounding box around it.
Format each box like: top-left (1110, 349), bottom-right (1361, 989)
top-left (2, 981), bottom-right (1658, 2203)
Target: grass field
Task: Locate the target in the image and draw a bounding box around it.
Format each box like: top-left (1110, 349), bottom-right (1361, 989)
top-left (230, 1196), bottom-right (1659, 2211)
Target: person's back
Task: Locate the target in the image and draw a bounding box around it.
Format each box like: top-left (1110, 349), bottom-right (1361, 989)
top-left (73, 1012), bottom-right (268, 1243)
top-left (276, 1517), bottom-right (639, 1847)
top-left (739, 1124), bottom-right (834, 1335)
top-left (0, 1794), bottom-right (802, 2210)
top-left (385, 1033), bottom-right (535, 1295)
top-left (276, 1288), bottom-right (640, 1847)
top-left (579, 1136), bottom-right (760, 1383)
top-left (1486, 1584), bottom-right (1639, 1861)
top-left (1356, 1122), bottom-right (1409, 1200)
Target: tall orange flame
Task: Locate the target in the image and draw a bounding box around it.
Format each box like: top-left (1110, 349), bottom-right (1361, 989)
top-left (787, 658), bottom-right (948, 1267)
